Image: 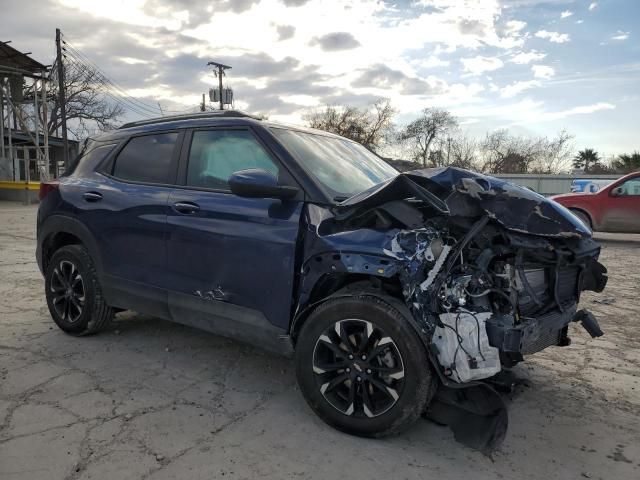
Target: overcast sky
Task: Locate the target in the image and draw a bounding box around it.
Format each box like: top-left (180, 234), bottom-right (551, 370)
top-left (2, 0), bottom-right (638, 155)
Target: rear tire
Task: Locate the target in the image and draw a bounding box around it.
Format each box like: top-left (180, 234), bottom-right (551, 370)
top-left (295, 294), bottom-right (434, 437)
top-left (45, 245), bottom-right (114, 336)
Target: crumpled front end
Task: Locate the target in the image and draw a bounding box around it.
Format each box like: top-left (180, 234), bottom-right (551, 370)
top-left (303, 167), bottom-right (608, 452)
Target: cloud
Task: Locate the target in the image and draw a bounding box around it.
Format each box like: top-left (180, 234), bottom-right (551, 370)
top-left (510, 50), bottom-right (547, 64)
top-left (542, 102), bottom-right (614, 121)
top-left (275, 24), bottom-right (295, 41)
top-left (588, 2), bottom-right (598, 11)
top-left (281, 0), bottom-right (310, 6)
top-left (141, 0), bottom-right (260, 26)
top-left (611, 30), bottom-right (630, 41)
top-left (460, 56), bottom-right (504, 75)
top-left (458, 19), bottom-right (486, 36)
top-left (532, 65), bottom-right (555, 79)
top-left (504, 20), bottom-right (527, 35)
top-left (560, 10), bottom-right (573, 19)
top-left (500, 80), bottom-right (541, 98)
top-left (535, 30), bottom-right (570, 43)
top-left (309, 32), bottom-right (360, 51)
top-left (352, 64), bottom-right (446, 95)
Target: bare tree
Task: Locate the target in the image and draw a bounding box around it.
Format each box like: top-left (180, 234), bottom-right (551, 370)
top-left (448, 133), bottom-right (478, 169)
top-left (46, 59), bottom-right (124, 140)
top-left (530, 129), bottom-right (574, 173)
top-left (479, 130), bottom-right (541, 173)
top-left (478, 129), bottom-right (575, 174)
top-left (398, 108), bottom-right (457, 167)
top-left (304, 99), bottom-right (396, 151)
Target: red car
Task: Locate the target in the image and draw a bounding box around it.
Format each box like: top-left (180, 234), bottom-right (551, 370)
top-left (552, 171), bottom-right (640, 233)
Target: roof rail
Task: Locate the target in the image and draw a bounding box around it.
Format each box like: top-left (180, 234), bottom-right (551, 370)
top-left (118, 110), bottom-right (260, 129)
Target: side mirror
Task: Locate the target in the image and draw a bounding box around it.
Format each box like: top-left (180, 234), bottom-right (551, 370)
top-left (228, 169), bottom-right (299, 199)
top-left (610, 186), bottom-right (624, 197)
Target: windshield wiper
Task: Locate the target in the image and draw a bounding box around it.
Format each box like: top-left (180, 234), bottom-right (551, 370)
top-left (333, 195), bottom-right (349, 202)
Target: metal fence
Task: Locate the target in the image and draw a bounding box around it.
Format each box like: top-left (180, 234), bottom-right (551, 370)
top-left (493, 173), bottom-right (621, 196)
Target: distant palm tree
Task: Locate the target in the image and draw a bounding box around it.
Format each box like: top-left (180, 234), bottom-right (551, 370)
top-left (573, 148), bottom-right (601, 172)
top-left (611, 152), bottom-right (640, 173)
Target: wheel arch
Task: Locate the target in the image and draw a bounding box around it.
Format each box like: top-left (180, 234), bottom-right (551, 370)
top-left (291, 273), bottom-right (413, 345)
top-left (568, 207), bottom-right (594, 230)
top-left (39, 215), bottom-right (104, 279)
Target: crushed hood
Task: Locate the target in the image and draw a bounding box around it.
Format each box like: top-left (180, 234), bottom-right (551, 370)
top-left (336, 167), bottom-right (591, 239)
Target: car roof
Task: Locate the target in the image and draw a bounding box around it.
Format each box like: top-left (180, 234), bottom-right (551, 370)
top-left (95, 110), bottom-right (346, 142)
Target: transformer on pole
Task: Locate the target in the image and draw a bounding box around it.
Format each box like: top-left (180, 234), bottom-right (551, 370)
top-left (206, 61), bottom-right (232, 110)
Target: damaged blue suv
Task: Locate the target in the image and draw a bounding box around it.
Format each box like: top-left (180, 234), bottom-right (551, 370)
top-left (37, 111), bottom-right (607, 450)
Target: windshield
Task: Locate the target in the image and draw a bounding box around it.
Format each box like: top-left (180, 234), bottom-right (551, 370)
top-left (271, 128), bottom-right (398, 200)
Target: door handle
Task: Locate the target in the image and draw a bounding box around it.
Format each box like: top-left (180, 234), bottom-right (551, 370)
top-left (83, 192), bottom-right (103, 202)
top-left (173, 201), bottom-right (200, 214)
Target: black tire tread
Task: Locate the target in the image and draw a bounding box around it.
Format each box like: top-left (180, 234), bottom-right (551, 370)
top-left (296, 293), bottom-right (434, 438)
top-left (47, 245), bottom-right (114, 336)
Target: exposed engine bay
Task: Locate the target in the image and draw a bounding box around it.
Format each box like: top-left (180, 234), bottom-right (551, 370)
top-left (298, 167), bottom-right (608, 452)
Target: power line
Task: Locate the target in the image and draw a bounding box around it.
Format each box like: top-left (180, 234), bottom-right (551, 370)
top-left (63, 57), bottom-right (157, 119)
top-left (63, 49), bottom-right (163, 116)
top-left (62, 39), bottom-right (164, 115)
top-left (60, 35), bottom-right (196, 116)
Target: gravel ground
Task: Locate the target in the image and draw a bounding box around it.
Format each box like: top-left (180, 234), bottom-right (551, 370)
top-left (1, 202), bottom-right (639, 480)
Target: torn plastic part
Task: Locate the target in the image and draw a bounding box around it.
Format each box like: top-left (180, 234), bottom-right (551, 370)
top-left (574, 309), bottom-right (604, 338)
top-left (425, 383), bottom-right (507, 455)
top-left (433, 311), bottom-right (501, 383)
top-left (420, 244), bottom-right (451, 291)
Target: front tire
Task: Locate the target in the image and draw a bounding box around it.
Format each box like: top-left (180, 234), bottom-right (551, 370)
top-left (571, 209), bottom-right (593, 232)
top-left (45, 245), bottom-right (114, 336)
top-left (295, 295), bottom-right (434, 437)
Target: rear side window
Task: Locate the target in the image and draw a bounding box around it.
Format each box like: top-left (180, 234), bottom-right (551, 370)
top-left (186, 129), bottom-right (279, 190)
top-left (113, 132), bottom-right (178, 184)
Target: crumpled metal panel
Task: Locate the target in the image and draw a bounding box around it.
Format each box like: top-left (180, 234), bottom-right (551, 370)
top-left (336, 167), bottom-right (592, 239)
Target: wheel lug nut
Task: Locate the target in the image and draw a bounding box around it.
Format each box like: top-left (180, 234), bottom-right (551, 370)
top-left (356, 376), bottom-right (362, 382)
top-left (361, 355), bottom-right (366, 361)
top-left (366, 369), bottom-right (372, 374)
top-left (346, 368), bottom-right (351, 373)
top-left (348, 354), bottom-right (354, 360)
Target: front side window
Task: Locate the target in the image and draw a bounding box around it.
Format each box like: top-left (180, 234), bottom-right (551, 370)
top-left (616, 178), bottom-right (640, 196)
top-left (270, 128), bottom-right (397, 200)
top-left (186, 129), bottom-right (279, 190)
top-left (112, 132), bottom-right (178, 184)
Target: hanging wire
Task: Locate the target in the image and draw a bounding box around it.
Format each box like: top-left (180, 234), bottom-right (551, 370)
top-left (59, 34), bottom-right (196, 116)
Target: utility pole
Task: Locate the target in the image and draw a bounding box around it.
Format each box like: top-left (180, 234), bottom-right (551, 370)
top-left (200, 93), bottom-right (205, 112)
top-left (207, 61), bottom-right (231, 110)
top-left (0, 83), bottom-right (4, 159)
top-left (55, 28), bottom-right (69, 168)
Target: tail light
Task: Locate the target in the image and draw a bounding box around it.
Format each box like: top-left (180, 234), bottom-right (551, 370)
top-left (39, 180), bottom-right (60, 200)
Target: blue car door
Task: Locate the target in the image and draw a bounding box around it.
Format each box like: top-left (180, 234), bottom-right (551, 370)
top-left (69, 131), bottom-right (182, 317)
top-left (165, 127), bottom-right (303, 351)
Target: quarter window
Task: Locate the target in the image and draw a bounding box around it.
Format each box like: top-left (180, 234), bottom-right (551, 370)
top-left (186, 129), bottom-right (279, 190)
top-left (113, 132), bottom-right (178, 184)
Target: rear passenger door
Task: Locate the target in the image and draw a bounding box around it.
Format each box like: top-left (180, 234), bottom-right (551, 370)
top-left (78, 131), bottom-right (182, 317)
top-left (165, 127), bottom-right (303, 347)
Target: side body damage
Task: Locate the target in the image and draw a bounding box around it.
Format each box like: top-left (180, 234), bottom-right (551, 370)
top-left (294, 167), bottom-right (608, 452)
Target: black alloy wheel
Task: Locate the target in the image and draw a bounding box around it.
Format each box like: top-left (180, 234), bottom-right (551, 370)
top-left (49, 259), bottom-right (85, 323)
top-left (296, 295), bottom-right (435, 437)
top-left (312, 318), bottom-right (405, 418)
